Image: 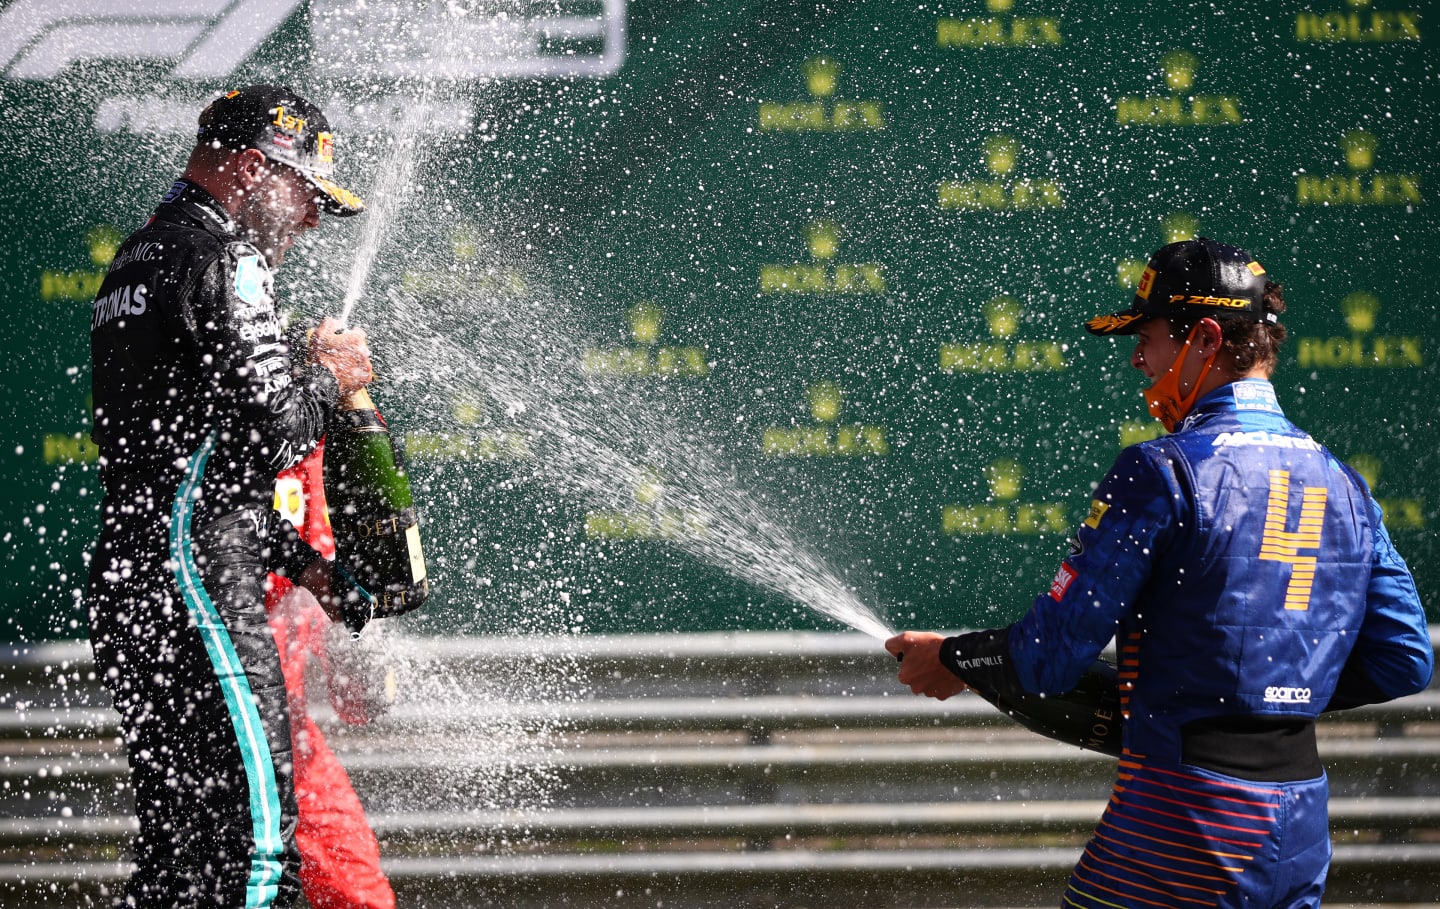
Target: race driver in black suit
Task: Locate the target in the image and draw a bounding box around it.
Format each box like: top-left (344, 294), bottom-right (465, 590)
top-left (88, 85), bottom-right (372, 908)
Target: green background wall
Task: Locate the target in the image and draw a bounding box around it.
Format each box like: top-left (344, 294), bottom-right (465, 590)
top-left (1, 0), bottom-right (1435, 641)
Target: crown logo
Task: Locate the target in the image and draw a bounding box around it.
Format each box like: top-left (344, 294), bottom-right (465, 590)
top-left (984, 134), bottom-right (1019, 176)
top-left (1116, 259), bottom-right (1147, 290)
top-left (984, 459), bottom-right (1023, 501)
top-left (1341, 130), bottom-right (1377, 172)
top-left (804, 56), bottom-right (840, 98)
top-left (1349, 453), bottom-right (1381, 490)
top-left (1340, 291), bottom-right (1380, 333)
top-left (1347, 0), bottom-right (1374, 7)
top-left (807, 220), bottom-right (841, 260)
top-left (986, 0), bottom-right (1016, 12)
top-left (1163, 211), bottom-right (1200, 244)
top-left (628, 302), bottom-right (663, 345)
top-left (984, 295), bottom-right (1022, 339)
top-left (453, 389), bottom-right (485, 426)
top-left (808, 382), bottom-right (843, 423)
top-left (87, 224), bottom-right (122, 267)
top-left (634, 467), bottom-right (666, 507)
top-left (451, 223), bottom-right (481, 263)
top-left (1161, 50), bottom-right (1199, 93)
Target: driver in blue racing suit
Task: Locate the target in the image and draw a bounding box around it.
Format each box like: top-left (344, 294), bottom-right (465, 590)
top-left (888, 237), bottom-right (1432, 909)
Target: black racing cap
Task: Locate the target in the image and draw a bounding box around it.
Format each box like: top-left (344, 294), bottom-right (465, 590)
top-left (1085, 237), bottom-right (1274, 336)
top-left (196, 84), bottom-right (364, 217)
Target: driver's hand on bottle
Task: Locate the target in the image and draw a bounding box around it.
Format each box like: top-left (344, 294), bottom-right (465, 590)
top-left (886, 631), bottom-right (968, 701)
top-left (310, 316), bottom-right (373, 396)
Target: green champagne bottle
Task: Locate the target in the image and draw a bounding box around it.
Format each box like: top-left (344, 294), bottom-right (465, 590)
top-left (967, 660), bottom-right (1123, 757)
top-left (323, 387), bottom-right (429, 622)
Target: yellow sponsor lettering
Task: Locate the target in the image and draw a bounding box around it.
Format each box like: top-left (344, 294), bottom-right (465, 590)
top-left (1120, 421), bottom-right (1166, 447)
top-left (585, 510), bottom-right (706, 541)
top-left (939, 341), bottom-right (1067, 373)
top-left (1377, 498), bottom-right (1426, 530)
top-left (41, 270), bottom-right (107, 302)
top-left (757, 100), bottom-right (885, 131)
top-left (43, 433), bottom-right (99, 465)
top-left (1115, 95), bottom-right (1243, 125)
top-left (1296, 336), bottom-right (1425, 369)
top-left (759, 263), bottom-right (886, 295)
top-left (942, 503), bottom-right (1069, 536)
top-left (1296, 174), bottom-right (1424, 206)
top-left (1296, 11), bottom-right (1423, 42)
top-left (937, 17), bottom-right (1063, 47)
top-left (762, 425), bottom-right (889, 457)
top-left (582, 346), bottom-right (710, 378)
top-left (937, 179), bottom-right (1065, 211)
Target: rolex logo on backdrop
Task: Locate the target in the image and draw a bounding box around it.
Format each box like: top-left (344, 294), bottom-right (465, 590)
top-left (582, 302), bottom-right (712, 378)
top-left (761, 382), bottom-right (890, 457)
top-left (937, 0), bottom-right (1064, 47)
top-left (939, 294), bottom-right (1067, 373)
top-left (402, 223), bottom-right (529, 297)
top-left (757, 56), bottom-right (886, 132)
top-left (584, 467), bottom-right (708, 541)
top-left (1115, 50), bottom-right (1243, 125)
top-left (1295, 0), bottom-right (1421, 43)
top-left (942, 458), bottom-right (1069, 535)
top-left (1114, 214), bottom-right (1200, 446)
top-left (1114, 212), bottom-right (1200, 306)
top-left (403, 390), bottom-right (531, 464)
top-left (1295, 291), bottom-right (1425, 369)
top-left (759, 220), bottom-right (887, 295)
top-left (1346, 454), bottom-right (1425, 529)
top-left (938, 134), bottom-right (1065, 211)
top-left (1295, 130), bottom-right (1423, 206)
top-left (42, 224), bottom-right (121, 303)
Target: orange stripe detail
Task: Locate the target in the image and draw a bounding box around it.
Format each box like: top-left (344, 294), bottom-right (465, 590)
top-left (1091, 827), bottom-right (1245, 874)
top-left (1089, 838), bottom-right (1233, 888)
top-left (1073, 855), bottom-right (1220, 906)
top-left (1118, 810), bottom-right (1268, 849)
top-left (1119, 788), bottom-right (1277, 824)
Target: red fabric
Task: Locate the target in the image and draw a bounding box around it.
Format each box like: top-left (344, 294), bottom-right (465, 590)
top-left (267, 444), bottom-right (395, 909)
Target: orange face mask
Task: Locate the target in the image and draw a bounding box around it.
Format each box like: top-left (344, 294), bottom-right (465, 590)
top-left (1143, 321), bottom-right (1220, 432)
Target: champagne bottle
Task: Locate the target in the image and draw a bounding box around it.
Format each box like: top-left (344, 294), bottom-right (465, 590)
top-left (323, 387), bottom-right (429, 622)
top-left (967, 660), bottom-right (1123, 757)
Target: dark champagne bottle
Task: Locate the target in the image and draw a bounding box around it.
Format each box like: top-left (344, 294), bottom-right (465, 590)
top-left (324, 387), bottom-right (429, 622)
top-left (967, 660), bottom-right (1124, 757)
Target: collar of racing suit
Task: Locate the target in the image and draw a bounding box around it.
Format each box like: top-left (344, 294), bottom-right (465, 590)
top-left (156, 180), bottom-right (238, 237)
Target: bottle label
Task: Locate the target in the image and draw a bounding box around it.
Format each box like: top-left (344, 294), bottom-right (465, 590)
top-left (405, 523), bottom-right (427, 583)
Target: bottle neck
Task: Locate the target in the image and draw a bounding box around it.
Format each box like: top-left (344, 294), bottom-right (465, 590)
top-left (340, 387), bottom-right (376, 411)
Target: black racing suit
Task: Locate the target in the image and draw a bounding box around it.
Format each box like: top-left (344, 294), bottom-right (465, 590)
top-left (88, 180), bottom-right (336, 908)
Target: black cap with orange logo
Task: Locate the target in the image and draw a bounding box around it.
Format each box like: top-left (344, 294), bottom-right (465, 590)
top-left (1086, 237), bottom-right (1274, 336)
top-left (196, 84), bottom-right (365, 217)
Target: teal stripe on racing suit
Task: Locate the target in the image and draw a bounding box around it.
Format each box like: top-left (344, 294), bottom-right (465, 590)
top-left (170, 433), bottom-right (285, 907)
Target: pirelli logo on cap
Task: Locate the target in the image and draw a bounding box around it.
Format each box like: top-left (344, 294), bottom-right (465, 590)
top-left (1170, 294), bottom-right (1251, 309)
top-left (1136, 267), bottom-right (1156, 300)
top-left (1083, 499), bottom-right (1110, 529)
top-left (1247, 260), bottom-right (1266, 276)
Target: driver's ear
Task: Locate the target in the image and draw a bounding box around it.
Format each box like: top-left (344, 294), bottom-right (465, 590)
top-left (233, 148), bottom-right (270, 189)
top-left (1197, 317), bottom-right (1223, 353)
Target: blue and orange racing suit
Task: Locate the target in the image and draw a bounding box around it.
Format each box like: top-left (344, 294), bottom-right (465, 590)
top-left (943, 379), bottom-right (1432, 909)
